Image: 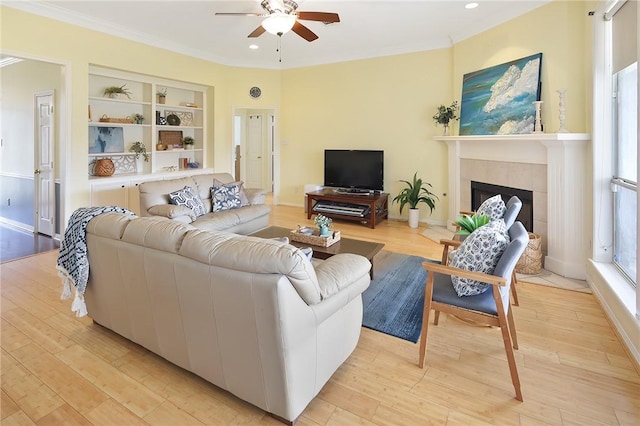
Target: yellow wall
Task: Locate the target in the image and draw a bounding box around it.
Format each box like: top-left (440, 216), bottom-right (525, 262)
top-left (1, 0), bottom-right (593, 226)
top-left (280, 49), bottom-right (453, 224)
top-left (453, 0), bottom-right (593, 134)
top-left (0, 6), bottom-right (281, 214)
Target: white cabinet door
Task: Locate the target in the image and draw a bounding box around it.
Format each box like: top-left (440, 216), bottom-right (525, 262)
top-left (90, 181), bottom-right (128, 209)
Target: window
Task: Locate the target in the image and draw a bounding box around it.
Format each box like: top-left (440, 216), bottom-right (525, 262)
top-left (610, 1), bottom-right (637, 287)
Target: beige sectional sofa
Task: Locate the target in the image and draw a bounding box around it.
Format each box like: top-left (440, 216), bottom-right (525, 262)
top-left (84, 212), bottom-right (371, 423)
top-left (139, 172), bottom-right (270, 234)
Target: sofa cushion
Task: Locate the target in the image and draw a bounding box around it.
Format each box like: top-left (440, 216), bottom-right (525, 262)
top-left (121, 217), bottom-right (194, 253)
top-left (214, 179), bottom-right (250, 206)
top-left (450, 220), bottom-right (509, 296)
top-left (147, 204), bottom-right (196, 222)
top-left (192, 204), bottom-right (271, 232)
top-left (178, 230), bottom-right (322, 305)
top-left (211, 184), bottom-right (242, 212)
top-left (476, 194), bottom-right (506, 221)
top-left (169, 186), bottom-right (207, 217)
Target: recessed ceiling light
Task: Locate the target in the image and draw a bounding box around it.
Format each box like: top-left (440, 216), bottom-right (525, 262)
top-left (465, 2), bottom-right (479, 9)
top-left (249, 44), bottom-right (259, 50)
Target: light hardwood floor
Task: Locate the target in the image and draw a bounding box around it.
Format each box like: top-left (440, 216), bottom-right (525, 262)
top-left (2, 202), bottom-right (639, 425)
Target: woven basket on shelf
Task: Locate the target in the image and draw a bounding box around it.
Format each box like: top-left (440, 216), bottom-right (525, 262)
top-left (94, 158), bottom-right (115, 176)
top-left (515, 232), bottom-right (543, 275)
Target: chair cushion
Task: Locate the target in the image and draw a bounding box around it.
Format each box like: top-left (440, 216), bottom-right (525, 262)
top-left (211, 185), bottom-right (242, 212)
top-left (432, 272), bottom-right (498, 316)
top-left (168, 186), bottom-right (207, 217)
top-left (476, 194), bottom-right (506, 221)
top-left (450, 220), bottom-right (509, 296)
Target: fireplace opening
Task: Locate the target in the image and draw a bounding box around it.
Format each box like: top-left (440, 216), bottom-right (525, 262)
top-left (471, 181), bottom-right (533, 232)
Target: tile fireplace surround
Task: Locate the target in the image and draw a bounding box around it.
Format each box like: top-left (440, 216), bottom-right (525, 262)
top-left (435, 133), bottom-right (590, 280)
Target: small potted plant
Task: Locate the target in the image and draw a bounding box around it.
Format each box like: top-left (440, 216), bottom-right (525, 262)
top-left (133, 113), bottom-right (144, 124)
top-left (156, 88), bottom-right (167, 104)
top-left (103, 84), bottom-right (131, 99)
top-left (453, 214), bottom-right (491, 238)
top-left (314, 214), bottom-right (332, 237)
top-left (129, 141), bottom-right (149, 162)
top-left (433, 101), bottom-right (459, 136)
top-left (182, 136), bottom-right (195, 149)
top-left (392, 172), bottom-right (438, 228)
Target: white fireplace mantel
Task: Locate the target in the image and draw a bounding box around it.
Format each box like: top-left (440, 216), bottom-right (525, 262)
top-left (434, 133), bottom-right (591, 280)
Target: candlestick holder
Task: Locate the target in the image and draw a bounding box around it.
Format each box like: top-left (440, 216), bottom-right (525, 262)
top-left (533, 101), bottom-right (543, 133)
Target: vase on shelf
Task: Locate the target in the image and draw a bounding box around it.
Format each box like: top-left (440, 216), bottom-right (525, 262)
top-left (443, 123), bottom-right (450, 136)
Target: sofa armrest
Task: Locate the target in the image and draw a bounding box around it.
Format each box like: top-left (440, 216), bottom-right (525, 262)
top-left (147, 204), bottom-right (195, 223)
top-left (245, 188), bottom-right (267, 205)
top-left (315, 253), bottom-right (371, 299)
top-left (311, 254), bottom-right (371, 324)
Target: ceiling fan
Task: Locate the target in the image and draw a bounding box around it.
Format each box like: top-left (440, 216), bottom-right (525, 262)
top-left (215, 0), bottom-right (340, 42)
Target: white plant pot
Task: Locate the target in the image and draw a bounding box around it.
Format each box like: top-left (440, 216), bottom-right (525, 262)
top-left (408, 208), bottom-right (420, 228)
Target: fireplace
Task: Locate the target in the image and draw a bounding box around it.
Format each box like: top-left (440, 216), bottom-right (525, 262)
top-left (437, 133), bottom-right (590, 279)
top-left (471, 181), bottom-right (533, 232)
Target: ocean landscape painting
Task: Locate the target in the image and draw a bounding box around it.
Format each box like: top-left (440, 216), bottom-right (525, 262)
top-left (459, 53), bottom-right (542, 135)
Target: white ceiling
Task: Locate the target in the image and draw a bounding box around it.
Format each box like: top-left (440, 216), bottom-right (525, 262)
top-left (5, 0), bottom-right (551, 69)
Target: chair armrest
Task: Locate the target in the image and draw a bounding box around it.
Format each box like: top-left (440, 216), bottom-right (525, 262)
top-left (422, 261), bottom-right (507, 287)
top-left (244, 188), bottom-right (266, 205)
top-left (459, 210), bottom-right (475, 216)
top-left (439, 238), bottom-right (462, 265)
top-left (147, 204), bottom-right (196, 222)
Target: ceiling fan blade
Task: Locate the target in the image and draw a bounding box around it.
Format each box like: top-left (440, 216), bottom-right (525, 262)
top-left (292, 21), bottom-right (319, 42)
top-left (248, 25), bottom-right (266, 38)
top-left (215, 12), bottom-right (265, 16)
top-left (296, 12), bottom-right (340, 23)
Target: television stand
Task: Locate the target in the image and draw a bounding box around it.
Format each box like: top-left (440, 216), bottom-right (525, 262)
top-left (306, 189), bottom-right (389, 229)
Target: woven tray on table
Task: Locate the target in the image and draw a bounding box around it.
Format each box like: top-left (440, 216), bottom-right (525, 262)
top-left (290, 227), bottom-right (341, 247)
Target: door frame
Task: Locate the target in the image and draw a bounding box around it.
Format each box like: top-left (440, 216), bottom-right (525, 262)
top-left (231, 106), bottom-right (279, 203)
top-left (3, 49), bottom-right (71, 238)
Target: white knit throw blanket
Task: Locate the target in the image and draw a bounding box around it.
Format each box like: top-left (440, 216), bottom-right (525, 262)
top-left (57, 206), bottom-right (135, 317)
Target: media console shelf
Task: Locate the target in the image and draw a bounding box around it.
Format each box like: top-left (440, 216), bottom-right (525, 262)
top-left (306, 189), bottom-right (389, 229)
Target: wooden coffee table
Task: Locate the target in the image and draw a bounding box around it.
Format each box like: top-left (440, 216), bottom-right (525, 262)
top-left (250, 226), bottom-right (384, 279)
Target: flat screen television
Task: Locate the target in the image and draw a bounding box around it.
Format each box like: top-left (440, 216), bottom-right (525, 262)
top-left (324, 150), bottom-right (384, 192)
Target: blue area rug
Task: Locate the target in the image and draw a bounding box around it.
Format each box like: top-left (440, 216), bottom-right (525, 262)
top-left (362, 251), bottom-right (436, 343)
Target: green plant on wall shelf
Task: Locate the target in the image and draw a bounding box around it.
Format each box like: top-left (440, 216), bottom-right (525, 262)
top-left (129, 141), bottom-right (149, 162)
top-left (182, 136), bottom-right (194, 145)
top-left (103, 84), bottom-right (131, 99)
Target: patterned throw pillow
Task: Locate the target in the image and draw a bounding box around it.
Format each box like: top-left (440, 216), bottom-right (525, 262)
top-left (168, 186), bottom-right (207, 217)
top-left (213, 179), bottom-right (250, 206)
top-left (476, 194), bottom-right (506, 221)
top-left (450, 220), bottom-right (509, 296)
top-left (211, 184), bottom-right (242, 212)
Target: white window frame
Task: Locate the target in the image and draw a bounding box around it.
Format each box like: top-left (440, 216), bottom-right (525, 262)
top-left (589, 0), bottom-right (640, 364)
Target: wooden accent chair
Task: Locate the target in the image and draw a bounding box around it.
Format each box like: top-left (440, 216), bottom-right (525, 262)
top-left (446, 196), bottom-right (523, 305)
top-left (419, 221), bottom-right (529, 401)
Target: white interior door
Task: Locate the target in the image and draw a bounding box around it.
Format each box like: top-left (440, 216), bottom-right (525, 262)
top-left (35, 91), bottom-right (55, 237)
top-left (246, 115), bottom-right (264, 190)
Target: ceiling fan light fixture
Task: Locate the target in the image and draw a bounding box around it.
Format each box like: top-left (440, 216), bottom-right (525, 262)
top-left (261, 13), bottom-right (296, 35)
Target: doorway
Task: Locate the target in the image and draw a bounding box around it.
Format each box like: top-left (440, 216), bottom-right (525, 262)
top-left (233, 107), bottom-right (278, 199)
top-left (0, 54), bottom-right (66, 241)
